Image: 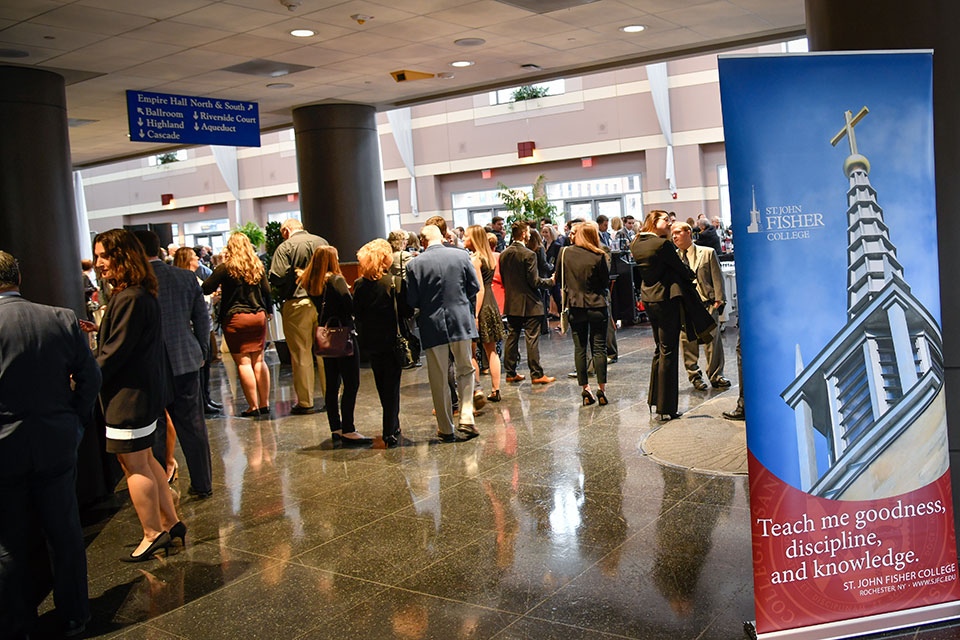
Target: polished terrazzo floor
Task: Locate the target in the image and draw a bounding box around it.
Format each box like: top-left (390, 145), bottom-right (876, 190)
top-left (37, 322), bottom-right (952, 639)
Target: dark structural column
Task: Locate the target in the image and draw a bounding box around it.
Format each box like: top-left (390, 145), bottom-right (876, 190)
top-left (292, 104), bottom-right (386, 259)
top-left (806, 0), bottom-right (960, 547)
top-left (0, 66), bottom-right (83, 317)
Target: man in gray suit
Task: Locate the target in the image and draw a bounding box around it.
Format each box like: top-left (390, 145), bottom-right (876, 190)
top-left (499, 222), bottom-right (556, 384)
top-left (135, 231), bottom-right (213, 498)
top-left (672, 222), bottom-right (731, 390)
top-left (0, 251), bottom-right (100, 638)
top-left (406, 225), bottom-right (481, 441)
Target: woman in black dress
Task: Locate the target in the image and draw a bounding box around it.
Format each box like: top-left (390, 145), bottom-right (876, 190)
top-left (464, 225), bottom-right (505, 402)
top-left (353, 239), bottom-right (414, 447)
top-left (630, 210), bottom-right (697, 420)
top-left (202, 233), bottom-right (273, 417)
top-left (94, 229), bottom-right (183, 561)
top-left (556, 221), bottom-right (611, 406)
top-left (300, 245), bottom-right (371, 447)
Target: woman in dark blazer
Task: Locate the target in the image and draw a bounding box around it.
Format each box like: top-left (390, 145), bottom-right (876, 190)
top-left (354, 239), bottom-right (414, 447)
top-left (94, 229), bottom-right (183, 561)
top-left (557, 221), bottom-right (611, 406)
top-left (629, 210), bottom-right (697, 420)
top-left (300, 245), bottom-right (371, 448)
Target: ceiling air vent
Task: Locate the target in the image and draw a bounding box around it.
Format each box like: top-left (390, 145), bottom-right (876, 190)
top-left (494, 0), bottom-right (598, 13)
top-left (221, 59), bottom-right (313, 78)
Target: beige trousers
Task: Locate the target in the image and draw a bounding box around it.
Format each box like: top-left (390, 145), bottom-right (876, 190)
top-left (282, 297), bottom-right (325, 408)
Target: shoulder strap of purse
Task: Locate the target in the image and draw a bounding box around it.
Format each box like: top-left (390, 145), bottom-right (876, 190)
top-left (391, 275), bottom-right (403, 332)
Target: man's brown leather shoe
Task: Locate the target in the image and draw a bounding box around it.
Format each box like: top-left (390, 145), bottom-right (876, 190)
top-left (506, 374), bottom-right (525, 382)
top-left (532, 375), bottom-right (556, 384)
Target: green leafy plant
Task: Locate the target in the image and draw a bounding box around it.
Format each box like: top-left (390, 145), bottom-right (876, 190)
top-left (234, 221), bottom-right (265, 251)
top-left (156, 152), bottom-right (180, 165)
top-left (511, 85), bottom-right (551, 102)
top-left (263, 221), bottom-right (285, 305)
top-left (497, 175), bottom-right (558, 226)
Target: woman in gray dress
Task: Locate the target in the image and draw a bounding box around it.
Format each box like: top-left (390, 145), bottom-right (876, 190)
top-left (465, 224), bottom-right (505, 402)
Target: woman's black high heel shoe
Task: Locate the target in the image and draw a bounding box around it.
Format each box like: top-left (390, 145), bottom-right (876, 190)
top-left (582, 389), bottom-right (596, 406)
top-left (121, 532), bottom-right (171, 563)
top-left (597, 390), bottom-right (609, 406)
top-left (659, 412), bottom-right (683, 421)
top-left (240, 408), bottom-right (260, 418)
top-left (169, 521), bottom-right (187, 546)
top-left (487, 389), bottom-right (501, 403)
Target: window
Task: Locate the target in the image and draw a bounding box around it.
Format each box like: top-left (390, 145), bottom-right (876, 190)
top-left (782, 38), bottom-right (808, 53)
top-left (546, 175), bottom-right (643, 222)
top-left (147, 149), bottom-right (188, 166)
top-left (488, 79), bottom-right (565, 106)
top-left (183, 218), bottom-right (230, 251)
top-left (384, 199), bottom-right (401, 231)
top-left (452, 186), bottom-right (528, 229)
top-left (718, 165), bottom-right (731, 227)
top-left (268, 211), bottom-right (300, 224)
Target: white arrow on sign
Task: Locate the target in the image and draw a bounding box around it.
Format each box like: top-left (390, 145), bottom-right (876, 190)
top-left (194, 123), bottom-right (199, 131)
top-left (139, 129), bottom-right (145, 137)
top-left (137, 107), bottom-right (143, 114)
top-left (248, 104), bottom-right (253, 111)
top-left (137, 118), bottom-right (143, 125)
top-left (193, 112), bottom-right (198, 119)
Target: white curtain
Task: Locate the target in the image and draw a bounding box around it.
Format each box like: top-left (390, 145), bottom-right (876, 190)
top-left (646, 63), bottom-right (677, 195)
top-left (211, 145), bottom-right (241, 225)
top-left (387, 107), bottom-right (418, 217)
top-left (73, 170), bottom-right (92, 261)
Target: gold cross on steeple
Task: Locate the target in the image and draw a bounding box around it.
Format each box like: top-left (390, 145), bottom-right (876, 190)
top-left (830, 106), bottom-right (869, 155)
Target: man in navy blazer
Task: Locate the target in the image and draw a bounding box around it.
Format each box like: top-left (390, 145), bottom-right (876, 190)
top-left (0, 251), bottom-right (100, 638)
top-left (406, 224), bottom-right (481, 441)
top-left (135, 231), bottom-right (213, 498)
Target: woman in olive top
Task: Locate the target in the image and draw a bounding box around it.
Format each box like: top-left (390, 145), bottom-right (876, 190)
top-left (353, 239), bottom-right (414, 447)
top-left (94, 229), bottom-right (183, 561)
top-left (202, 233), bottom-right (273, 417)
top-left (300, 245), bottom-right (372, 447)
top-left (556, 221), bottom-right (611, 406)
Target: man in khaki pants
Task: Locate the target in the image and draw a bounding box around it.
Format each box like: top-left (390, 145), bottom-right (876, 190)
top-left (269, 219), bottom-right (328, 414)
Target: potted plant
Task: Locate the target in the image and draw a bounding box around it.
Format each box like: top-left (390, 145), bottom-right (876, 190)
top-left (234, 221), bottom-right (265, 250)
top-left (262, 221), bottom-right (291, 364)
top-left (497, 174), bottom-right (558, 226)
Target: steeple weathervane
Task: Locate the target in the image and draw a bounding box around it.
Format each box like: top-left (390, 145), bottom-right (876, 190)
top-left (830, 106), bottom-right (869, 155)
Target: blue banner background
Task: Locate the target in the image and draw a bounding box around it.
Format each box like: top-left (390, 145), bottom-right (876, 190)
top-left (718, 52), bottom-right (938, 490)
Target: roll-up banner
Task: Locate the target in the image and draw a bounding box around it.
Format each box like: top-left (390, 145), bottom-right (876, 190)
top-left (718, 51), bottom-right (960, 639)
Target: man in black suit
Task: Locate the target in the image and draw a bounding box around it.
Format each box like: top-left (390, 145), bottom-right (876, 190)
top-left (135, 231), bottom-right (213, 499)
top-left (499, 222), bottom-right (556, 384)
top-left (0, 251), bottom-right (101, 638)
top-left (695, 218), bottom-right (723, 254)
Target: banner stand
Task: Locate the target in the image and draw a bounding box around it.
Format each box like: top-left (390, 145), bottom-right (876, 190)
top-left (744, 600), bottom-right (960, 639)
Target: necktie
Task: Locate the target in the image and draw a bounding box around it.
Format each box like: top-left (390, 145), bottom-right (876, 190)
top-left (681, 249), bottom-right (690, 267)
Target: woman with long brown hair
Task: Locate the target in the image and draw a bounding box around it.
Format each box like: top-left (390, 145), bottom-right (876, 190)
top-left (94, 229), bottom-right (183, 561)
top-left (202, 233), bottom-right (273, 417)
top-left (300, 245), bottom-right (371, 447)
top-left (353, 239), bottom-right (414, 447)
top-left (630, 210), bottom-right (696, 420)
top-left (464, 224), bottom-right (505, 402)
top-left (556, 221), bottom-right (611, 406)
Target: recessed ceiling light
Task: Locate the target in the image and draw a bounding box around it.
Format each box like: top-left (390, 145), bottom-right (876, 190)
top-left (454, 38), bottom-right (485, 47)
top-left (289, 29), bottom-right (315, 37)
top-left (521, 63), bottom-right (541, 71)
top-left (620, 24), bottom-right (646, 33)
top-left (0, 48), bottom-right (29, 58)
top-left (450, 60), bottom-right (473, 68)
top-left (267, 82), bottom-right (294, 89)
top-left (437, 72), bottom-right (455, 79)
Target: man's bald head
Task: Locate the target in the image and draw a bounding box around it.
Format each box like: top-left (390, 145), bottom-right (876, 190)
top-left (281, 218), bottom-right (304, 239)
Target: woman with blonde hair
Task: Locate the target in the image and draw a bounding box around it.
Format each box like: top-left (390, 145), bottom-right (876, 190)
top-left (300, 245), bottom-right (371, 447)
top-left (556, 220), bottom-right (611, 406)
top-left (464, 224), bottom-right (505, 402)
top-left (353, 238), bottom-right (414, 447)
top-left (202, 232), bottom-right (273, 417)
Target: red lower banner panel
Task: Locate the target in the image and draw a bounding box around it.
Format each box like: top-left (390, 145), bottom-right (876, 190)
top-left (749, 452), bottom-right (960, 634)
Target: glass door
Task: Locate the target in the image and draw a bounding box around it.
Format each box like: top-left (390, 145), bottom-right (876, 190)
top-left (596, 198), bottom-right (623, 219)
top-left (565, 200), bottom-right (594, 221)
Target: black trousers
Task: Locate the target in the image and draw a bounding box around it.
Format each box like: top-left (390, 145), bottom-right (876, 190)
top-left (571, 307), bottom-right (608, 386)
top-left (370, 351), bottom-right (402, 439)
top-left (0, 459), bottom-right (88, 636)
top-left (323, 349), bottom-right (360, 434)
top-left (154, 370), bottom-right (213, 494)
top-left (199, 361), bottom-right (212, 405)
top-left (645, 298), bottom-right (682, 415)
top-left (504, 315), bottom-right (543, 378)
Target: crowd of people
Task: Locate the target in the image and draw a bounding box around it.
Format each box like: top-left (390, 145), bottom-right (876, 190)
top-left (0, 208), bottom-right (741, 637)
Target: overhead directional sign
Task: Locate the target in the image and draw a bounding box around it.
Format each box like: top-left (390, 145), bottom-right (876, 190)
top-left (126, 90), bottom-right (260, 147)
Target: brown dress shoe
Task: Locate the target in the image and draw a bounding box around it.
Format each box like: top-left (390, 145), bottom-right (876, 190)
top-left (505, 374), bottom-right (525, 382)
top-left (532, 375), bottom-right (556, 384)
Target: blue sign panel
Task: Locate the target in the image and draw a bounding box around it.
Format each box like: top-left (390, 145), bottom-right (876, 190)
top-left (126, 90), bottom-right (260, 147)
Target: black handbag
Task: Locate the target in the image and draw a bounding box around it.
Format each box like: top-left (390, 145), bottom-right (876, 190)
top-left (313, 284), bottom-right (354, 357)
top-left (391, 276), bottom-right (415, 367)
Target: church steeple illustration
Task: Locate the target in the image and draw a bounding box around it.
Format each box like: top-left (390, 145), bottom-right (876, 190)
top-left (781, 106), bottom-right (945, 499)
top-left (747, 185), bottom-right (761, 233)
